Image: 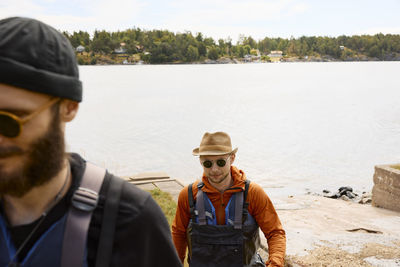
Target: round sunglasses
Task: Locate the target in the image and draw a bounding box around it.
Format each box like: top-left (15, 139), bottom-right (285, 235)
top-left (201, 156), bottom-right (231, 168)
top-left (0, 98), bottom-right (60, 138)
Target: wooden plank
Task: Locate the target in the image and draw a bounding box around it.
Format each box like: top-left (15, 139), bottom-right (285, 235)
top-left (128, 172), bottom-right (170, 181)
top-left (129, 178), bottom-right (176, 185)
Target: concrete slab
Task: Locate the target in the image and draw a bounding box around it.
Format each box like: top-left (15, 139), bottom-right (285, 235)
top-left (373, 165), bottom-right (400, 212)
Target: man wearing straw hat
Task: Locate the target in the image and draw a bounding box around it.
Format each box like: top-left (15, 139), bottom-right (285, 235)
top-left (172, 132), bottom-right (286, 267)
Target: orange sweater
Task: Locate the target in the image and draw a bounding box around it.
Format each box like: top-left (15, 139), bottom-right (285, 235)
top-left (172, 166), bottom-right (286, 267)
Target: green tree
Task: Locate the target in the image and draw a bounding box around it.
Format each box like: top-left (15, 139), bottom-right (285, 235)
top-left (250, 49), bottom-right (258, 56)
top-left (198, 43), bottom-right (207, 57)
top-left (149, 42), bottom-right (174, 63)
top-left (204, 37), bottom-right (215, 47)
top-left (368, 45), bottom-right (380, 58)
top-left (243, 45), bottom-right (251, 55)
top-left (186, 45), bottom-right (199, 61)
top-left (207, 47), bottom-right (219, 60)
top-left (91, 30), bottom-right (115, 54)
top-left (196, 32), bottom-right (203, 42)
top-left (238, 46), bottom-right (245, 58)
top-left (243, 36), bottom-right (257, 48)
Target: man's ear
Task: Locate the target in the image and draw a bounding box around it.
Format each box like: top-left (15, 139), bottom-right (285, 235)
top-left (230, 153), bottom-right (236, 164)
top-left (59, 100), bottom-right (79, 122)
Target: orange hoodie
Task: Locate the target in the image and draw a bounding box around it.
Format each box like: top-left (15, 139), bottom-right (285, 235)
top-left (172, 166), bottom-right (286, 267)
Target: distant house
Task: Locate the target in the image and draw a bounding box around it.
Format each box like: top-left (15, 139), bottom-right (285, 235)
top-left (340, 46), bottom-right (345, 50)
top-left (113, 42), bottom-right (128, 55)
top-left (268, 51), bottom-right (283, 58)
top-left (76, 45), bottom-right (85, 53)
top-left (267, 50), bottom-right (283, 62)
top-left (243, 51), bottom-right (261, 63)
top-left (113, 47), bottom-right (127, 54)
top-left (243, 54), bottom-right (252, 62)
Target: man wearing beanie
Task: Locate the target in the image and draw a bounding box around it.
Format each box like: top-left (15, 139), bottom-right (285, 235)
top-left (0, 17), bottom-right (181, 267)
top-left (172, 132), bottom-right (286, 266)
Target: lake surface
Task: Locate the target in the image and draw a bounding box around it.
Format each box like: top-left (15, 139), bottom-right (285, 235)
top-left (66, 62), bottom-right (400, 197)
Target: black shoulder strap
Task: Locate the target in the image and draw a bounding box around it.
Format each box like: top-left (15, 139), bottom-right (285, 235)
top-left (95, 175), bottom-right (124, 267)
top-left (196, 190), bottom-right (207, 225)
top-left (61, 162), bottom-right (106, 267)
top-left (188, 182), bottom-right (204, 222)
top-left (188, 183), bottom-right (196, 221)
top-left (234, 190), bottom-right (243, 229)
top-left (244, 179), bottom-right (250, 202)
top-left (242, 180), bottom-right (251, 222)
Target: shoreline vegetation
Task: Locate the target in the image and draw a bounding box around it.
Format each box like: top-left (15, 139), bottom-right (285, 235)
top-left (63, 29), bottom-right (400, 65)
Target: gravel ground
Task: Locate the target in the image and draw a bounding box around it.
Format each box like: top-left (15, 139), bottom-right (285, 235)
top-left (285, 240), bottom-right (400, 267)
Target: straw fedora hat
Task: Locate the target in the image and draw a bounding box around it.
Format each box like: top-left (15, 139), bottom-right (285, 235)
top-left (192, 132), bottom-right (238, 156)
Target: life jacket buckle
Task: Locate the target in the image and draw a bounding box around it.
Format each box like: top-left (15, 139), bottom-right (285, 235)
top-left (71, 187), bottom-right (99, 212)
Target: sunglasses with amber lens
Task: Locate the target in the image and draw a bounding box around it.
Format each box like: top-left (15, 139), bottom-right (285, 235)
top-left (201, 156), bottom-right (230, 168)
top-left (0, 98), bottom-right (60, 138)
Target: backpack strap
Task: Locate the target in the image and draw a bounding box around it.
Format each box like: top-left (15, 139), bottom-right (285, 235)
top-left (196, 190), bottom-right (207, 226)
top-left (242, 180), bottom-right (251, 223)
top-left (95, 176), bottom-right (124, 267)
top-left (233, 190), bottom-right (244, 229)
top-left (188, 182), bottom-right (204, 222)
top-left (188, 183), bottom-right (196, 222)
top-left (61, 162), bottom-right (106, 267)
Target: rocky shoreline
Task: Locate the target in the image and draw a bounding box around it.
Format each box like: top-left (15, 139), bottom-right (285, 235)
top-left (276, 194), bottom-right (400, 267)
top-left (79, 54), bottom-right (400, 65)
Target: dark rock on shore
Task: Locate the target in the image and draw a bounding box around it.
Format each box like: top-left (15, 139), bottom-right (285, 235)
top-left (322, 187), bottom-right (372, 204)
top-left (325, 186), bottom-right (357, 199)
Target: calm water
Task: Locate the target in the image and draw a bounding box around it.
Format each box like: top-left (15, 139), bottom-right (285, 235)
top-left (66, 62), bottom-right (400, 197)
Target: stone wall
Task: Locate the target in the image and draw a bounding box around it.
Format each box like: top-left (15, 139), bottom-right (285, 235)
top-left (372, 165), bottom-right (400, 212)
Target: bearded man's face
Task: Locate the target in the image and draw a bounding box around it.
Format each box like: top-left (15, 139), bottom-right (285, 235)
top-left (0, 84), bottom-right (65, 197)
top-left (0, 110), bottom-right (64, 197)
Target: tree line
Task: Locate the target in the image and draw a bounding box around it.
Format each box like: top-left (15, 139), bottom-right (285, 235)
top-left (63, 29), bottom-right (400, 64)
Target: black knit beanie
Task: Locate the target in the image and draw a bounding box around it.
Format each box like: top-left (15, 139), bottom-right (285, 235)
top-left (0, 17), bottom-right (82, 102)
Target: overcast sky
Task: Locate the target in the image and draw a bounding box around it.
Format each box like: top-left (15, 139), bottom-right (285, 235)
top-left (1, 0), bottom-right (400, 42)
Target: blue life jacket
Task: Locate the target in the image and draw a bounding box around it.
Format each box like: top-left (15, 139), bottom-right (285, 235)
top-left (187, 180), bottom-right (264, 267)
top-left (0, 213), bottom-right (88, 267)
top-left (193, 190), bottom-right (258, 226)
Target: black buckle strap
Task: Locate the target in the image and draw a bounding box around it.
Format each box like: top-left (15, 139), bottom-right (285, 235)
top-left (242, 180), bottom-right (250, 223)
top-left (197, 182), bottom-right (204, 189)
top-left (71, 187), bottom-right (99, 212)
top-left (188, 183), bottom-right (196, 221)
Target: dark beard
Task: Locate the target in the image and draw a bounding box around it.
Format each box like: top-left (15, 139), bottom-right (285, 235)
top-left (208, 172), bottom-right (230, 184)
top-left (0, 111), bottom-right (65, 197)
